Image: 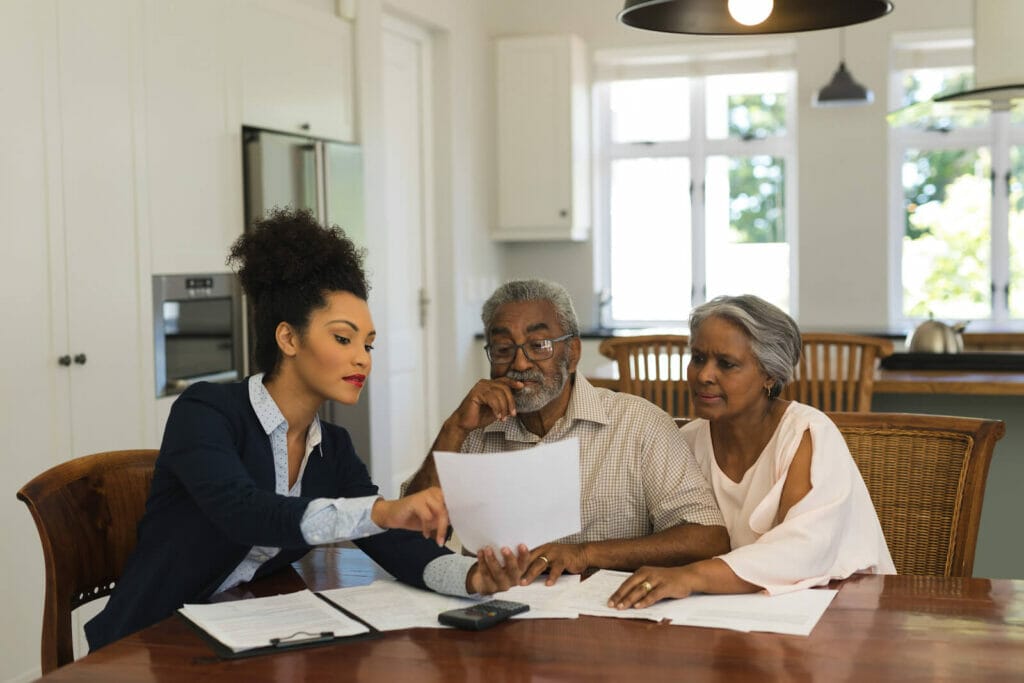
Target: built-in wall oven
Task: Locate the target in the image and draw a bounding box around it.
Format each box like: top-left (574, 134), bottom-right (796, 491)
top-left (153, 273), bottom-right (244, 397)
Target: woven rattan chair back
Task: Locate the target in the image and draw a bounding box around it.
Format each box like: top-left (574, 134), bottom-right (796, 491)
top-left (598, 335), bottom-right (693, 418)
top-left (17, 449), bottom-right (158, 673)
top-left (783, 333), bottom-right (894, 412)
top-left (828, 412), bottom-right (1004, 577)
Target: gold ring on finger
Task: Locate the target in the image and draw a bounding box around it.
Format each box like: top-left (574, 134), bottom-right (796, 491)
top-left (538, 555), bottom-right (550, 565)
top-left (641, 580), bottom-right (653, 593)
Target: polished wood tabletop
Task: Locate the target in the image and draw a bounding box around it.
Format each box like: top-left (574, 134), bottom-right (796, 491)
top-left (36, 548), bottom-right (1024, 682)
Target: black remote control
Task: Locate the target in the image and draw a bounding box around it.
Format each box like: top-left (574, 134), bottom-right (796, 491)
top-left (437, 599), bottom-right (530, 630)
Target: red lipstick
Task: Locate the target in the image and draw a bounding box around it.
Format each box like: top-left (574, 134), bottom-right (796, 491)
top-left (343, 374), bottom-right (366, 388)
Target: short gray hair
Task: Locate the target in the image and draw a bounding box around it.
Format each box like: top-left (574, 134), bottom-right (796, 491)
top-left (481, 279), bottom-right (580, 338)
top-left (689, 295), bottom-right (801, 391)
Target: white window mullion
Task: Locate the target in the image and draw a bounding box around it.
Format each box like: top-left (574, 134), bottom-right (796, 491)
top-left (691, 77), bottom-right (707, 305)
top-left (609, 140), bottom-right (692, 160)
top-left (991, 111), bottom-right (1012, 324)
top-left (594, 81), bottom-right (613, 327)
top-left (888, 135), bottom-right (909, 329)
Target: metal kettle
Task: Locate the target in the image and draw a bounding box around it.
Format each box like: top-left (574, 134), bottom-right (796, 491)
top-left (906, 315), bottom-right (969, 353)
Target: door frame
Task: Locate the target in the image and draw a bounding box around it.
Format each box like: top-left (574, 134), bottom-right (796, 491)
top-left (378, 13), bottom-right (440, 492)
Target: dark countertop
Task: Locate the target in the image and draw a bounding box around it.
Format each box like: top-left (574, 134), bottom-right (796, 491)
top-left (477, 327), bottom-right (1024, 341)
top-left (475, 327), bottom-right (909, 340)
top-left (576, 327), bottom-right (910, 340)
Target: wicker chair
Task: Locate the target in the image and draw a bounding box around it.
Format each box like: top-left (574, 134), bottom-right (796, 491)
top-left (17, 449), bottom-right (158, 673)
top-left (783, 333), bottom-right (894, 412)
top-left (829, 412), bottom-right (1004, 577)
top-left (598, 335), bottom-right (693, 418)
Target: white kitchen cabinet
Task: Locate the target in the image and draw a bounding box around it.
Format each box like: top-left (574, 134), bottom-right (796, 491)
top-left (238, 0), bottom-right (355, 141)
top-left (143, 0), bottom-right (244, 274)
top-left (55, 0), bottom-right (150, 458)
top-left (494, 34), bottom-right (591, 241)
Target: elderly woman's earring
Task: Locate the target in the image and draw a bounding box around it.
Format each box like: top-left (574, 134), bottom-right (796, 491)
top-left (766, 382), bottom-right (781, 400)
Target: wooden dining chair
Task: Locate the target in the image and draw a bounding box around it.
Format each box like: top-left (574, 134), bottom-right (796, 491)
top-left (598, 335), bottom-right (693, 418)
top-left (828, 412), bottom-right (1004, 577)
top-left (783, 333), bottom-right (894, 412)
top-left (16, 449), bottom-right (158, 673)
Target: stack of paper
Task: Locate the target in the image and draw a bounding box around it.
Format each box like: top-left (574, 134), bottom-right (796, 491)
top-left (550, 570), bottom-right (838, 636)
top-left (319, 575), bottom-right (580, 632)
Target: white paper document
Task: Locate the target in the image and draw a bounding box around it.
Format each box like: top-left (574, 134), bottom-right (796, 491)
top-left (433, 438), bottom-right (581, 553)
top-left (178, 590), bottom-right (369, 652)
top-left (551, 570), bottom-right (672, 622)
top-left (661, 587), bottom-right (838, 636)
top-left (319, 575), bottom-right (581, 631)
top-left (554, 570), bottom-right (838, 636)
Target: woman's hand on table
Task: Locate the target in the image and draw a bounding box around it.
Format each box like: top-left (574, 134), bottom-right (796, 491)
top-left (608, 566), bottom-right (700, 609)
top-left (466, 544), bottom-right (532, 594)
top-left (371, 486), bottom-right (450, 546)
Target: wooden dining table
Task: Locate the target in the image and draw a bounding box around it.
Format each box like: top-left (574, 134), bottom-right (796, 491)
top-left (35, 547), bottom-right (1024, 682)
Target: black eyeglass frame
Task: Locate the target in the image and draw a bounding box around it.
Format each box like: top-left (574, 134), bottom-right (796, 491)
top-left (484, 333), bottom-right (575, 365)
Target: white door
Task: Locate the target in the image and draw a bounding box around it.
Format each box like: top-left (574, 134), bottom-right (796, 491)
top-left (378, 18), bottom-right (437, 496)
top-left (58, 0), bottom-right (147, 460)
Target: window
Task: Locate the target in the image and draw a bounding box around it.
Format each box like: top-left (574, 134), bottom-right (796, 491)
top-left (596, 69), bottom-right (796, 326)
top-left (889, 47), bottom-right (1024, 326)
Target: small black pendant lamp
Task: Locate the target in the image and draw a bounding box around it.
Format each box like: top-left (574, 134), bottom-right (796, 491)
top-left (813, 29), bottom-right (874, 107)
top-left (618, 0), bottom-right (893, 35)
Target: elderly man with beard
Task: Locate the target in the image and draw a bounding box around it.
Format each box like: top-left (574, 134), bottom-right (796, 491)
top-left (405, 279), bottom-right (728, 587)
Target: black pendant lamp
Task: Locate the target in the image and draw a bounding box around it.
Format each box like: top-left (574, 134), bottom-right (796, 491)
top-left (618, 0), bottom-right (893, 35)
top-left (814, 63), bottom-right (873, 106)
top-left (813, 30), bottom-right (873, 107)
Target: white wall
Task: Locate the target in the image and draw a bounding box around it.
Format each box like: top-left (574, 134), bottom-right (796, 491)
top-left (481, 0), bottom-right (974, 330)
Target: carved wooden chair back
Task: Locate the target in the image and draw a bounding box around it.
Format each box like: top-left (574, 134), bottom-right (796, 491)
top-left (17, 449), bottom-right (158, 672)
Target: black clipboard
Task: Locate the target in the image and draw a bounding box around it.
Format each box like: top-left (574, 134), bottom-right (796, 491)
top-left (179, 593), bottom-right (381, 660)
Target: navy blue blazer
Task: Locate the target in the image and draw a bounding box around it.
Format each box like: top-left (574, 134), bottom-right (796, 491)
top-left (85, 379), bottom-right (450, 650)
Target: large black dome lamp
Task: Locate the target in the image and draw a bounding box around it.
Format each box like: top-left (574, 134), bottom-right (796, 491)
top-left (618, 0), bottom-right (894, 35)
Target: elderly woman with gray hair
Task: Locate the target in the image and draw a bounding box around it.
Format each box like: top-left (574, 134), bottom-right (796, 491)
top-left (610, 294), bottom-right (894, 610)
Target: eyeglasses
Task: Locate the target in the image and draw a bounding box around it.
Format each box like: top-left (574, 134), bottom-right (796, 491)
top-left (485, 333), bottom-right (574, 365)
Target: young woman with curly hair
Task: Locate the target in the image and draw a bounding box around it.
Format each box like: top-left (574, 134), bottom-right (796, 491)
top-left (86, 208), bottom-right (529, 650)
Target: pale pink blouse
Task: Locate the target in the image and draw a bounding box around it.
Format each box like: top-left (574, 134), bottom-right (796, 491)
top-left (680, 402), bottom-right (896, 595)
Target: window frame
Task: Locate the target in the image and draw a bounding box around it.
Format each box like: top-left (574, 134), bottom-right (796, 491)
top-left (593, 63), bottom-right (798, 328)
top-left (593, 70), bottom-right (798, 327)
top-left (887, 40), bottom-right (1024, 329)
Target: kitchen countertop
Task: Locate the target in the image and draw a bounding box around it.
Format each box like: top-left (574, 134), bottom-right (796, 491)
top-left (873, 368), bottom-right (1024, 396)
top-left (587, 362), bottom-right (1024, 397)
top-left (577, 327), bottom-right (911, 340)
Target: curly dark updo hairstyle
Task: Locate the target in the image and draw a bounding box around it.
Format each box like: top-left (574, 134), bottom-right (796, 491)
top-left (227, 207), bottom-right (369, 378)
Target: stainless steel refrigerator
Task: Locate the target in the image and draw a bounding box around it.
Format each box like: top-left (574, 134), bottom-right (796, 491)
top-left (242, 126), bottom-right (371, 467)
